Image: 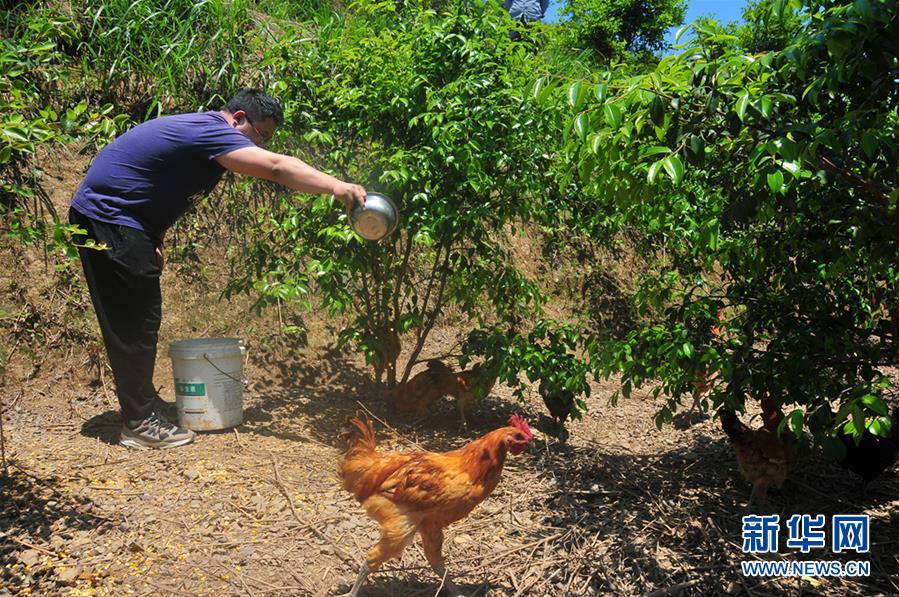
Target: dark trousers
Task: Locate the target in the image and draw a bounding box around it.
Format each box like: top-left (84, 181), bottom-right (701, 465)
top-left (69, 207), bottom-right (162, 422)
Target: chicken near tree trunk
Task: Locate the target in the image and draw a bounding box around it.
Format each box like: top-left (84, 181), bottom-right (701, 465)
top-left (720, 395), bottom-right (799, 509)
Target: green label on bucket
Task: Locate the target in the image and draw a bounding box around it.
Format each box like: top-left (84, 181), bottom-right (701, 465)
top-left (176, 381), bottom-right (206, 396)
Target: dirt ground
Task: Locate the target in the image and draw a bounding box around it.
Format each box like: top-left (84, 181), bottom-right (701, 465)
top-left (3, 338), bottom-right (898, 597)
top-left (1, 147), bottom-right (898, 596)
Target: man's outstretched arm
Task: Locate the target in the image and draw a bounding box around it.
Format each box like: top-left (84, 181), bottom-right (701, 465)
top-left (216, 146), bottom-right (366, 211)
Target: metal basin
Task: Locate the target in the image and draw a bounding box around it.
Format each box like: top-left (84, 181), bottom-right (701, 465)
top-left (350, 192), bottom-right (399, 241)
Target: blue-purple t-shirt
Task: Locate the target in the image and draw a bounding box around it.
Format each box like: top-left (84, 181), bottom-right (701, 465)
top-left (71, 111), bottom-right (254, 237)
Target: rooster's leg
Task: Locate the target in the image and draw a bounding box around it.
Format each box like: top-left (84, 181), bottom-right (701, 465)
top-left (422, 524), bottom-right (465, 596)
top-left (457, 401), bottom-right (468, 431)
top-left (747, 482), bottom-right (769, 512)
top-left (339, 532), bottom-right (414, 597)
top-left (337, 564), bottom-right (369, 597)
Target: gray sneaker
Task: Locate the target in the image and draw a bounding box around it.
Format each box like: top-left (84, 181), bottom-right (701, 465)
top-left (120, 411), bottom-right (195, 449)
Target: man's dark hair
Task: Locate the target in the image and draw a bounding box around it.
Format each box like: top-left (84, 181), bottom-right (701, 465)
top-left (225, 88), bottom-right (284, 125)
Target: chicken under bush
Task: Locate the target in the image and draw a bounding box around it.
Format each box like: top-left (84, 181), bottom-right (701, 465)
top-left (386, 360), bottom-right (459, 416)
top-left (538, 381), bottom-right (575, 442)
top-left (720, 397), bottom-right (798, 508)
top-left (836, 405), bottom-right (899, 486)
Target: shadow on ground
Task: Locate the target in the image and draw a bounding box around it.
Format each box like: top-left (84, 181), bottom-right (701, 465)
top-left (1, 466), bottom-right (119, 592)
top-left (512, 431), bottom-right (899, 595)
top-left (79, 410), bottom-right (120, 445)
top-left (239, 349), bottom-right (540, 453)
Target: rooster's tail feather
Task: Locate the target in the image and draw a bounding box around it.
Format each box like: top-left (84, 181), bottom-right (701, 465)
top-left (720, 409), bottom-right (749, 442)
top-left (343, 411), bottom-right (377, 453)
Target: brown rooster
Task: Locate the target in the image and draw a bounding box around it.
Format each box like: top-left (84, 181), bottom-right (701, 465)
top-left (387, 360), bottom-right (498, 428)
top-left (720, 396), bottom-right (798, 508)
top-left (337, 411), bottom-right (533, 597)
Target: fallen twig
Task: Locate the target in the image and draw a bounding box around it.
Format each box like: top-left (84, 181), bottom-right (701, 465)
top-left (143, 580), bottom-right (194, 597)
top-left (466, 530), bottom-right (567, 569)
top-left (6, 535), bottom-right (58, 556)
top-left (9, 388), bottom-right (24, 410)
top-left (74, 457), bottom-right (130, 470)
top-left (269, 451), bottom-right (357, 565)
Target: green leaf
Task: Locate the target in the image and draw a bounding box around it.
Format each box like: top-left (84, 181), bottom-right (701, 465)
top-left (593, 83), bottom-right (608, 104)
top-left (655, 407), bottom-right (673, 429)
top-left (573, 113), bottom-right (588, 142)
top-left (647, 159), bottom-right (664, 183)
top-left (685, 135), bottom-right (705, 166)
top-left (759, 96), bottom-right (773, 119)
top-left (2, 128), bottom-right (30, 143)
top-left (603, 104), bottom-right (622, 128)
top-left (411, 229), bottom-right (434, 246)
top-left (690, 135), bottom-right (704, 156)
top-left (860, 394), bottom-right (888, 416)
top-left (868, 418), bottom-right (884, 436)
top-left (706, 218), bottom-right (719, 251)
top-left (787, 409), bottom-right (805, 437)
top-left (854, 0), bottom-right (873, 20)
top-left (663, 155), bottom-right (684, 185)
top-left (772, 0), bottom-right (786, 17)
top-left (860, 132), bottom-right (877, 159)
top-left (531, 77), bottom-right (547, 101)
top-left (850, 405), bottom-right (865, 438)
top-left (640, 146), bottom-right (670, 158)
top-left (767, 170), bottom-right (784, 194)
top-left (649, 95), bottom-right (665, 127)
top-left (567, 81), bottom-right (585, 110)
top-left (735, 93), bottom-right (750, 122)
top-left (682, 342), bottom-right (694, 358)
top-left (782, 161), bottom-right (801, 178)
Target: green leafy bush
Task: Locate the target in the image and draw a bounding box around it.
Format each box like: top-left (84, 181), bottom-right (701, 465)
top-left (562, 0), bottom-right (686, 61)
top-left (543, 0), bottom-right (898, 441)
top-left (227, 0), bottom-right (570, 388)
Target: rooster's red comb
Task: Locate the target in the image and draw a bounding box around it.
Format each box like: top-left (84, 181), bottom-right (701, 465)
top-left (508, 413), bottom-right (532, 439)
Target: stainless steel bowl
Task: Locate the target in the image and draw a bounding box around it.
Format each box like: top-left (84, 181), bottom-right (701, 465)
top-left (350, 192), bottom-right (399, 241)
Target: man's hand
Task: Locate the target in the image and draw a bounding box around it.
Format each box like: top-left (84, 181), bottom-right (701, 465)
top-left (155, 245), bottom-right (165, 271)
top-left (332, 181), bottom-right (367, 214)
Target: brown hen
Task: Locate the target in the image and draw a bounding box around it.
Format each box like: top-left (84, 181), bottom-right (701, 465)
top-left (386, 360), bottom-right (459, 416)
top-left (720, 396), bottom-right (798, 508)
top-left (449, 363), bottom-right (498, 427)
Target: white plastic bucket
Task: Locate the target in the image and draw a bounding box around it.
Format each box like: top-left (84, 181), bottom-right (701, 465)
top-left (168, 337), bottom-right (245, 431)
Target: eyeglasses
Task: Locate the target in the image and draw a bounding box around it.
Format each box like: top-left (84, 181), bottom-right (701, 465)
top-left (244, 116), bottom-right (272, 147)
